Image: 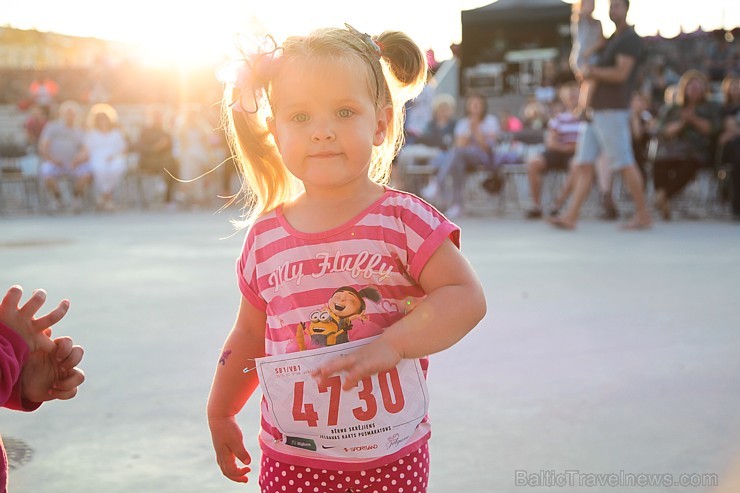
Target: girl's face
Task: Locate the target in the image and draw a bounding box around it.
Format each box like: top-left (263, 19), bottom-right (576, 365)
top-left (95, 113), bottom-right (111, 131)
top-left (435, 102), bottom-right (454, 123)
top-left (466, 96), bottom-right (486, 119)
top-left (268, 57), bottom-right (389, 193)
top-left (329, 290), bottom-right (362, 318)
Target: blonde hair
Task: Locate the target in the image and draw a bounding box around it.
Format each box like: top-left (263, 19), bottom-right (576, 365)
top-left (223, 27), bottom-right (427, 226)
top-left (86, 103), bottom-right (119, 129)
top-left (721, 74), bottom-right (740, 105)
top-left (431, 93), bottom-right (456, 114)
top-left (674, 69), bottom-right (710, 107)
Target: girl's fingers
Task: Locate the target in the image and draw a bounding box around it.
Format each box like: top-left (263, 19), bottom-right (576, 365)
top-left (35, 334), bottom-right (56, 353)
top-left (53, 336), bottom-right (73, 360)
top-left (59, 345), bottom-right (84, 369)
top-left (1, 285), bottom-right (23, 310)
top-left (19, 289), bottom-right (47, 318)
top-left (313, 353), bottom-right (354, 378)
top-left (33, 299), bottom-right (70, 330)
top-left (52, 368), bottom-right (86, 395)
top-left (49, 386), bottom-right (78, 401)
top-left (216, 446), bottom-right (250, 483)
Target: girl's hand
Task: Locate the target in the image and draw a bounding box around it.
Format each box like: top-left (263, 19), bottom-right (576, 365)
top-left (208, 416), bottom-right (252, 483)
top-left (21, 336), bottom-right (85, 403)
top-left (313, 337), bottom-right (403, 391)
top-left (0, 286), bottom-right (65, 353)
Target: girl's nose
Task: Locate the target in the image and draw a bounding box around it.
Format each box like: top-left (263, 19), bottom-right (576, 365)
top-left (311, 122), bottom-right (335, 142)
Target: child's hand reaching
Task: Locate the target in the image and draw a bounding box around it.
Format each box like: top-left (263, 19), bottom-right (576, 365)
top-left (21, 336), bottom-right (85, 403)
top-left (208, 416), bottom-right (252, 483)
top-left (313, 337), bottom-right (403, 391)
top-left (0, 286), bottom-right (68, 353)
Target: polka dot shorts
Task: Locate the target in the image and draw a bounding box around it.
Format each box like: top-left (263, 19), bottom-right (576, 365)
top-left (258, 442), bottom-right (429, 493)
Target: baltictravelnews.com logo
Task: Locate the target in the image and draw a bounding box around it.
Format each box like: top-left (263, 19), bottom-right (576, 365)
top-left (514, 469), bottom-right (719, 488)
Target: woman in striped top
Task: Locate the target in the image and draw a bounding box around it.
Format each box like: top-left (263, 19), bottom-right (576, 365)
top-left (207, 25), bottom-right (486, 493)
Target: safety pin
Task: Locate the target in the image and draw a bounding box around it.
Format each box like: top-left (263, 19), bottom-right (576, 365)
top-left (243, 358), bottom-right (258, 374)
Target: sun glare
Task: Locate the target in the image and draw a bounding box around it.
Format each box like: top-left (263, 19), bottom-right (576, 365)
top-left (3, 0), bottom-right (738, 69)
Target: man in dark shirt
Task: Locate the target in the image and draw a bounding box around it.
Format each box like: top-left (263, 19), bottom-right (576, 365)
top-left (550, 0), bottom-right (651, 230)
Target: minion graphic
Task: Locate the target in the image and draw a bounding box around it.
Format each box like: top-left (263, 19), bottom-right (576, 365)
top-left (295, 308), bottom-right (345, 350)
top-left (293, 286), bottom-right (382, 351)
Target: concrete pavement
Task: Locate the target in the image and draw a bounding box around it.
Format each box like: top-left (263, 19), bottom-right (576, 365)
top-left (1, 210), bottom-right (739, 493)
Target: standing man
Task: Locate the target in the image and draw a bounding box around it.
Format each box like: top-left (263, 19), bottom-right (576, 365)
top-left (38, 100), bottom-right (91, 212)
top-left (550, 0), bottom-right (651, 230)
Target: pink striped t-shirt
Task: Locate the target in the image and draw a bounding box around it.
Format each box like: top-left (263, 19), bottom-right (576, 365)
top-left (236, 187), bottom-right (460, 471)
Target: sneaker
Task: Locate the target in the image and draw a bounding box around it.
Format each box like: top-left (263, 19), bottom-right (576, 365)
top-left (421, 180), bottom-right (439, 201)
top-left (525, 208), bottom-right (542, 219)
top-left (444, 203), bottom-right (463, 219)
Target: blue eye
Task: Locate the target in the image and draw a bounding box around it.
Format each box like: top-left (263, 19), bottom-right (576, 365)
top-left (292, 113), bottom-right (309, 122)
top-left (338, 108), bottom-right (354, 118)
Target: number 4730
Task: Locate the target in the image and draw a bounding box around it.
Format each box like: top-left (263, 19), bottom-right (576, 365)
top-left (292, 368), bottom-right (405, 427)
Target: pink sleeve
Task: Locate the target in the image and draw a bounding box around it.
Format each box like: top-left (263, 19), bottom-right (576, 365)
top-left (401, 197), bottom-right (461, 283)
top-left (0, 321), bottom-right (39, 411)
top-left (235, 228), bottom-right (267, 310)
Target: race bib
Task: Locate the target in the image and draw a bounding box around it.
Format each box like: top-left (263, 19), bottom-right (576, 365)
top-left (255, 337), bottom-right (429, 459)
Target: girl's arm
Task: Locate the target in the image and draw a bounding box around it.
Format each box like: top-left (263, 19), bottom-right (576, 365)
top-left (207, 296), bottom-right (266, 484)
top-left (581, 37), bottom-right (605, 61)
top-left (315, 239), bottom-right (486, 390)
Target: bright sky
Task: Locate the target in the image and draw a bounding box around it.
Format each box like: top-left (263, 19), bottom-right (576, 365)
top-left (2, 0), bottom-right (738, 68)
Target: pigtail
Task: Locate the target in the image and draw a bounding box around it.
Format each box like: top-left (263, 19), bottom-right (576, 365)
top-left (376, 31), bottom-right (427, 96)
top-left (368, 31), bottom-right (428, 184)
top-left (358, 287), bottom-right (381, 304)
top-left (222, 57), bottom-right (299, 227)
top-left (223, 92), bottom-right (298, 227)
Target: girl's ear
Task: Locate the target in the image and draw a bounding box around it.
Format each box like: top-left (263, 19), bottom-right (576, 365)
top-left (373, 106), bottom-right (393, 146)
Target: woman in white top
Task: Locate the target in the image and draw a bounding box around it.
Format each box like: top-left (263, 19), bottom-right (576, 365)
top-left (425, 92), bottom-right (500, 218)
top-left (85, 104), bottom-right (128, 211)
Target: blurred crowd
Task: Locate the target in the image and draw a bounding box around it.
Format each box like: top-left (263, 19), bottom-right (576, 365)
top-left (395, 27), bottom-right (739, 222)
top-left (2, 93), bottom-right (232, 213)
top-left (0, 24), bottom-right (738, 219)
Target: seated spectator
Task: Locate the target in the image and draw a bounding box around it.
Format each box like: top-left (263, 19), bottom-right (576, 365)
top-left (396, 93), bottom-right (457, 193)
top-left (717, 74), bottom-right (740, 220)
top-left (525, 82), bottom-right (581, 219)
top-left (422, 92), bottom-right (500, 218)
top-left (652, 70), bottom-right (721, 220)
top-left (23, 103), bottom-right (48, 153)
top-left (85, 104), bottom-right (129, 212)
top-left (28, 74), bottom-right (59, 118)
top-left (37, 100), bottom-right (92, 212)
top-left (520, 97), bottom-right (550, 130)
top-left (403, 83), bottom-right (435, 145)
top-left (135, 107), bottom-right (179, 207)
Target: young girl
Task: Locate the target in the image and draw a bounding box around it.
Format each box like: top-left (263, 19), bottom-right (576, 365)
top-left (570, 0), bottom-right (605, 120)
top-left (207, 25), bottom-right (486, 492)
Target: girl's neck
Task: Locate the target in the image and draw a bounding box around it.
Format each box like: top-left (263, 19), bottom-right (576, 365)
top-left (283, 179), bottom-right (386, 234)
